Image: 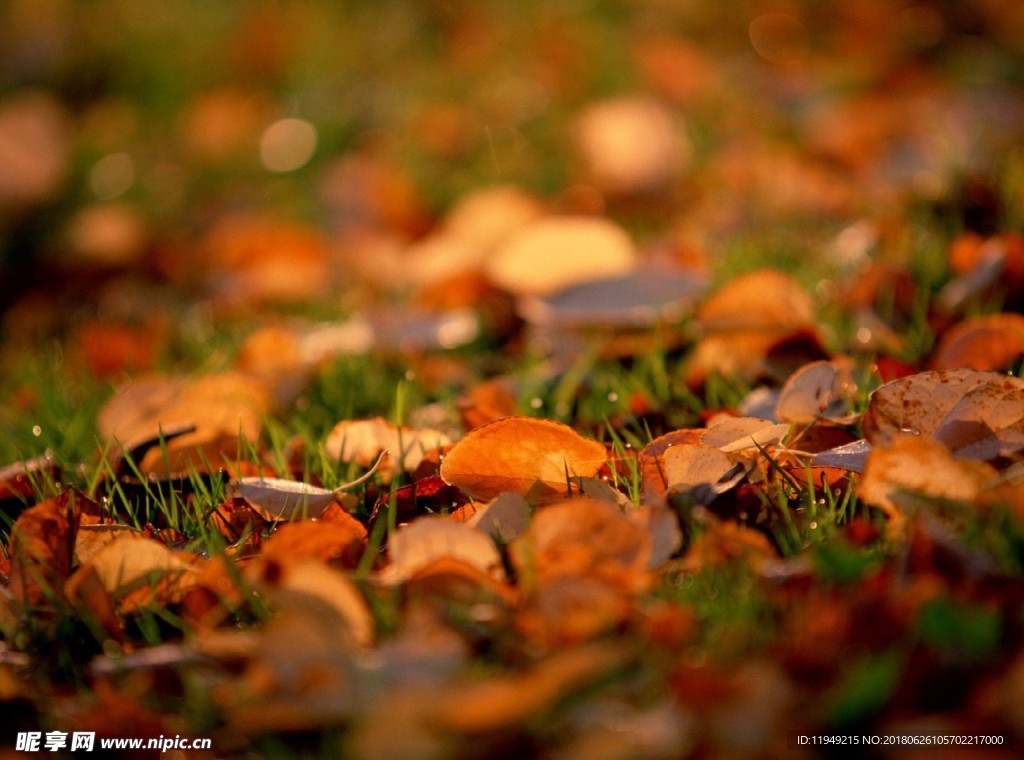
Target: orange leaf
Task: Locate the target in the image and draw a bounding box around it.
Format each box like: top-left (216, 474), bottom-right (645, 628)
top-left (439, 416), bottom-right (607, 500)
top-left (485, 216), bottom-right (636, 297)
top-left (931, 313), bottom-right (1024, 372)
top-left (8, 497), bottom-right (79, 606)
top-left (857, 435), bottom-right (996, 521)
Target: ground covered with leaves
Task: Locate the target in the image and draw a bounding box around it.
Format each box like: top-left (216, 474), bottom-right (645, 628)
top-left (5, 1), bottom-right (1024, 758)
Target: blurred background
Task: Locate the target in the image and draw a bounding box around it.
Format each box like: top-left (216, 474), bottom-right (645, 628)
top-left (2, 0), bottom-right (1024, 353)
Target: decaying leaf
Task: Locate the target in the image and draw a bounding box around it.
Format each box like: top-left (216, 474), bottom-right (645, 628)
top-left (776, 358), bottom-right (860, 425)
top-left (326, 417), bottom-right (451, 481)
top-left (638, 429), bottom-right (706, 502)
top-left (380, 516), bottom-right (505, 585)
top-left (485, 216), bottom-right (636, 297)
top-left (863, 369), bottom-right (1024, 461)
top-left (439, 416), bottom-right (607, 501)
top-left (662, 444), bottom-right (743, 505)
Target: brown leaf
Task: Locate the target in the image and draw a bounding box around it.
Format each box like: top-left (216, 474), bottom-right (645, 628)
top-left (638, 429), bottom-right (705, 503)
top-left (701, 416), bottom-right (790, 452)
top-left (7, 497), bottom-right (79, 606)
top-left (439, 416), bottom-right (607, 501)
top-left (261, 560), bottom-right (374, 647)
top-left (379, 516), bottom-right (504, 585)
top-left (930, 313), bottom-right (1024, 372)
top-left (776, 358), bottom-right (860, 425)
top-left (97, 372), bottom-right (270, 476)
top-left (863, 369), bottom-right (1024, 461)
top-left (695, 269), bottom-right (814, 334)
top-left (857, 434), bottom-right (996, 521)
top-left (511, 496), bottom-right (651, 594)
top-left (261, 518), bottom-right (367, 570)
top-left (465, 491), bottom-right (531, 543)
top-left (325, 417), bottom-right (451, 481)
top-left (64, 533), bottom-right (196, 610)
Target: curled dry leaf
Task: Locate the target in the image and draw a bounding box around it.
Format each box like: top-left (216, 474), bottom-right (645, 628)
top-left (7, 497), bottom-right (80, 606)
top-left (702, 417), bottom-right (790, 452)
top-left (857, 435), bottom-right (996, 521)
top-left (326, 417), bottom-right (451, 481)
top-left (485, 216), bottom-right (636, 297)
top-left (638, 429), bottom-right (705, 503)
top-left (439, 416), bottom-right (607, 501)
top-left (862, 369), bottom-right (1024, 461)
top-left (662, 444), bottom-right (745, 506)
top-left (229, 455), bottom-right (383, 522)
top-left (97, 372), bottom-right (270, 476)
top-left (380, 516), bottom-right (504, 585)
top-left (65, 533), bottom-right (196, 616)
top-left (776, 358), bottom-right (860, 425)
top-left (930, 313), bottom-right (1024, 372)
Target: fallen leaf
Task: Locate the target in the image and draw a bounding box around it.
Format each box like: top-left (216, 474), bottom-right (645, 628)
top-left (65, 533), bottom-right (197, 619)
top-left (857, 435), bottom-right (996, 521)
top-left (261, 518), bottom-right (367, 569)
top-left (326, 417), bottom-right (451, 481)
top-left (97, 372), bottom-right (270, 476)
top-left (862, 369), bottom-right (1024, 461)
top-left (638, 429), bottom-right (706, 503)
top-left (465, 491), bottom-right (531, 543)
top-left (776, 358), bottom-right (860, 425)
top-left (228, 477), bottom-right (337, 520)
top-left (695, 269), bottom-right (814, 333)
top-left (662, 444), bottom-right (742, 504)
top-left (810, 439), bottom-right (872, 473)
top-left (930, 313), bottom-right (1024, 372)
top-left (702, 417), bottom-right (790, 452)
top-left (511, 497), bottom-right (651, 593)
top-left (262, 560), bottom-right (374, 647)
top-left (380, 516), bottom-right (504, 585)
top-left (7, 496), bottom-right (80, 606)
top-left (439, 416), bottom-right (607, 501)
top-left (485, 216), bottom-right (636, 297)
